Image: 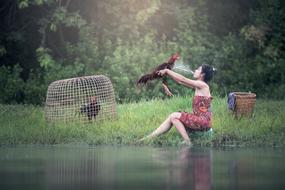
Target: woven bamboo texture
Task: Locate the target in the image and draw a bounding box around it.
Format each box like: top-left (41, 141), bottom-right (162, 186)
top-left (45, 75), bottom-right (116, 123)
top-left (233, 92), bottom-right (256, 117)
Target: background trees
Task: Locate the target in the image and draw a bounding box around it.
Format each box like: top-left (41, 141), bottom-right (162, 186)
top-left (0, 0), bottom-right (284, 104)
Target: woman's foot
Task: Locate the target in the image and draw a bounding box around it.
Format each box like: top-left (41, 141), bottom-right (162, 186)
top-left (134, 135), bottom-right (152, 145)
top-left (135, 137), bottom-right (146, 144)
top-left (179, 140), bottom-right (193, 147)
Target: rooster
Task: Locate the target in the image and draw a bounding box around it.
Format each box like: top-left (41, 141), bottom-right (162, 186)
top-left (136, 53), bottom-right (180, 96)
top-left (80, 96), bottom-right (101, 121)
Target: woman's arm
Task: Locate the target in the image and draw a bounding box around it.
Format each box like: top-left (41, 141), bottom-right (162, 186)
top-left (158, 69), bottom-right (206, 89)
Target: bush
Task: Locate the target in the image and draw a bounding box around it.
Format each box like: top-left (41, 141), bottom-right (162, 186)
top-left (0, 65), bottom-right (25, 104)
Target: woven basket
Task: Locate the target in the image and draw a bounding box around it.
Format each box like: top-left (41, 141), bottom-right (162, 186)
top-left (233, 92), bottom-right (256, 117)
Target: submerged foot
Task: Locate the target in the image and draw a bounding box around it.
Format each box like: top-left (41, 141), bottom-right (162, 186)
top-left (178, 140), bottom-right (193, 147)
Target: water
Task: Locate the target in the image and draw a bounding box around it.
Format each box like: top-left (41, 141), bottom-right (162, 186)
top-left (0, 146), bottom-right (285, 190)
top-left (173, 61), bottom-right (194, 74)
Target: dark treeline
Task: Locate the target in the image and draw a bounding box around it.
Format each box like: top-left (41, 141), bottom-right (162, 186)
top-left (1, 0), bottom-right (285, 104)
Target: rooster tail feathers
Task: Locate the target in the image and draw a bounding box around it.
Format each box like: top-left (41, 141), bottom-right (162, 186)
top-left (136, 73), bottom-right (156, 85)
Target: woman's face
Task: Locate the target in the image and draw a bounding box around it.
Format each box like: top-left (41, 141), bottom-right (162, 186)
top-left (194, 66), bottom-right (203, 79)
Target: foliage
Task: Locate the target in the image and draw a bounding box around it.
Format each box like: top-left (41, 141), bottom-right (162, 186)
top-left (0, 65), bottom-right (25, 103)
top-left (0, 0), bottom-right (285, 104)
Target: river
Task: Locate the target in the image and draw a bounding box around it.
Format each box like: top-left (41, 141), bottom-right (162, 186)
top-left (0, 145), bottom-right (284, 190)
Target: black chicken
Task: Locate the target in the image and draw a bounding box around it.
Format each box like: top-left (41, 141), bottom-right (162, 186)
top-left (80, 96), bottom-right (101, 121)
top-left (136, 53), bottom-right (180, 96)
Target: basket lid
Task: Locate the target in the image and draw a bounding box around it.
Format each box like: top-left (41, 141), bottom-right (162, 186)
top-left (233, 92), bottom-right (256, 99)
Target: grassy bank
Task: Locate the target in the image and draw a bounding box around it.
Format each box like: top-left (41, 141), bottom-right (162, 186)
top-left (0, 96), bottom-right (285, 147)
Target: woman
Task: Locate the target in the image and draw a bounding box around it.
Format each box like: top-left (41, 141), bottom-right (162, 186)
top-left (139, 64), bottom-right (215, 146)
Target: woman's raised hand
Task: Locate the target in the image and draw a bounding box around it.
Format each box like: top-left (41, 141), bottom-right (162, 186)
top-left (157, 69), bottom-right (168, 76)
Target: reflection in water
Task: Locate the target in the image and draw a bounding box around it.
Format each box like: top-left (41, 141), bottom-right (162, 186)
top-left (152, 148), bottom-right (212, 190)
top-left (191, 149), bottom-right (212, 190)
top-left (0, 146), bottom-right (285, 190)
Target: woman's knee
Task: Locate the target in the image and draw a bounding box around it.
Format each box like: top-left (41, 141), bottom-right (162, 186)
top-left (169, 112), bottom-right (181, 122)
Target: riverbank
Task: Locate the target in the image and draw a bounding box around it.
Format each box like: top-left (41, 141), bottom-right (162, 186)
top-left (0, 96), bottom-right (284, 147)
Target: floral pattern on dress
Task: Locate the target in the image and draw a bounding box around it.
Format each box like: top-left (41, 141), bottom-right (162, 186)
top-left (179, 96), bottom-right (212, 131)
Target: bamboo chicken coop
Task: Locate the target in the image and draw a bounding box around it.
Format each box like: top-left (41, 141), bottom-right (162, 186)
top-left (45, 75), bottom-right (116, 123)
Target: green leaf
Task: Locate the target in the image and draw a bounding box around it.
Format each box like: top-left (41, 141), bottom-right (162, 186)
top-left (18, 0), bottom-right (29, 9)
top-left (50, 23), bottom-right (57, 32)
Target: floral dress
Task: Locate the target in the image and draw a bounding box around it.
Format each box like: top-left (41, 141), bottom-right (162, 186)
top-left (179, 96), bottom-right (212, 131)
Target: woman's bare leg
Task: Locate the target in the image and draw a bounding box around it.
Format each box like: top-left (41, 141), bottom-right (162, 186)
top-left (171, 118), bottom-right (192, 146)
top-left (139, 112), bottom-right (181, 141)
top-left (139, 117), bottom-right (172, 141)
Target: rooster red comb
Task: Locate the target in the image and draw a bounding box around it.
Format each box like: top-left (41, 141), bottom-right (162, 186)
top-left (168, 52), bottom-right (180, 63)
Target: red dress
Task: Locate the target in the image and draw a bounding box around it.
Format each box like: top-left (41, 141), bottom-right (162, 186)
top-left (179, 96), bottom-right (212, 131)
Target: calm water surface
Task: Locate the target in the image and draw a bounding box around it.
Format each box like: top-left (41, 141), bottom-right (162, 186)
top-left (0, 145), bottom-right (285, 190)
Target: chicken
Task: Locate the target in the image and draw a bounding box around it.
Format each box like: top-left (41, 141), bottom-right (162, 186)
top-left (80, 96), bottom-right (101, 121)
top-left (136, 53), bottom-right (180, 96)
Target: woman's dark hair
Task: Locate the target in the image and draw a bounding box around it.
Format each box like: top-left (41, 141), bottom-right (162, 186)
top-left (201, 64), bottom-right (216, 83)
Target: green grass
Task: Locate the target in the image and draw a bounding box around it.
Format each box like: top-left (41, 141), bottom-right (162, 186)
top-left (0, 96), bottom-right (285, 147)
